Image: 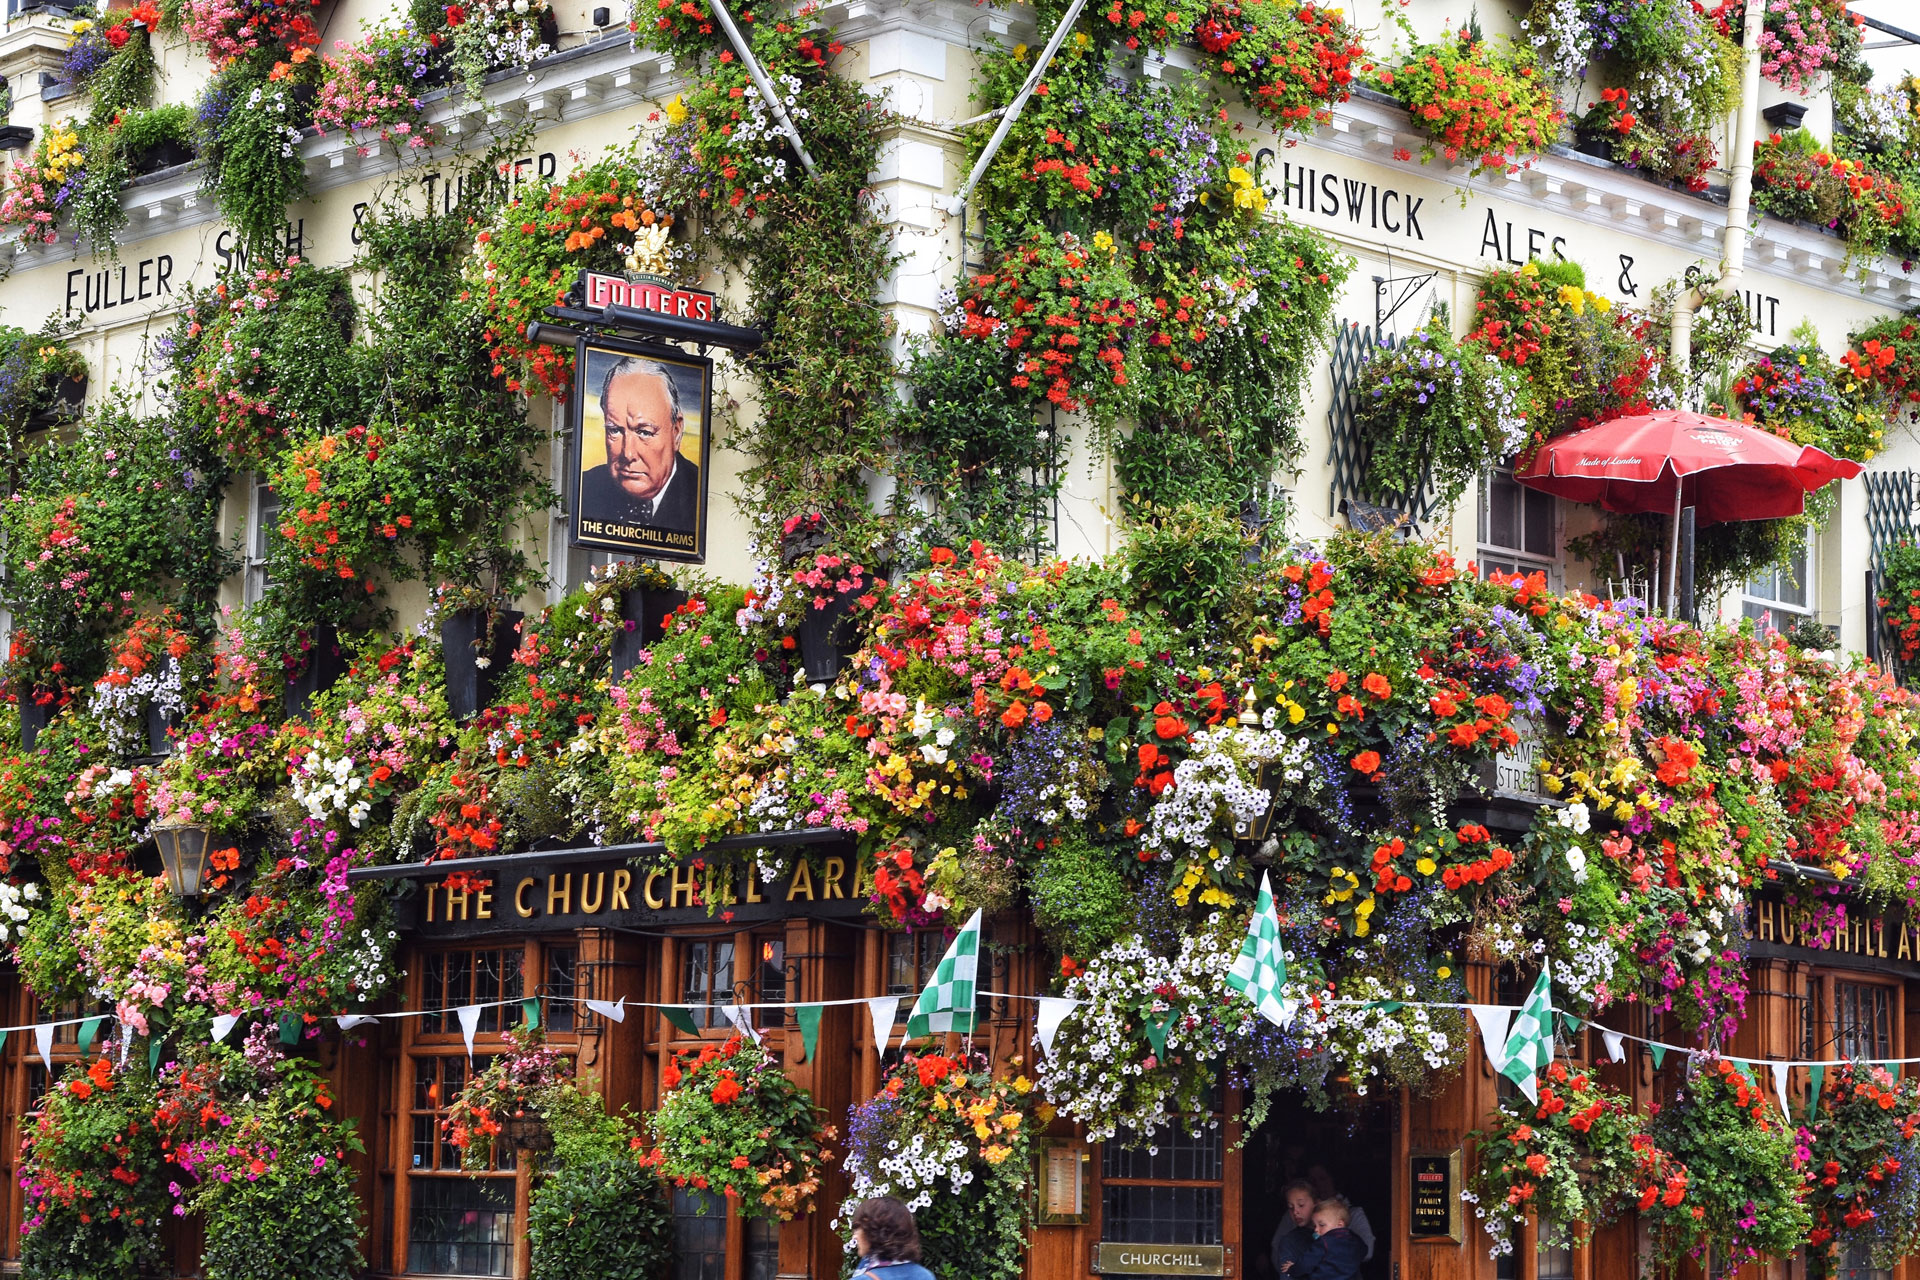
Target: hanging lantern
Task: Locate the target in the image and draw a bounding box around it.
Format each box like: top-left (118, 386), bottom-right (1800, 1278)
top-left (152, 823), bottom-right (212, 899)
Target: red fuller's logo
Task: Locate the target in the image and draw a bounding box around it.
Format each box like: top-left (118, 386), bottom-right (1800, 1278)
top-left (584, 270), bottom-right (716, 323)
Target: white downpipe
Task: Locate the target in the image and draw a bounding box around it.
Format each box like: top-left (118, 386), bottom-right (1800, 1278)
top-left (1667, 0), bottom-right (1765, 394)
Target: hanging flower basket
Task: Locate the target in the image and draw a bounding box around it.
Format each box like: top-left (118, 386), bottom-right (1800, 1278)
top-left (501, 1113), bottom-right (553, 1153)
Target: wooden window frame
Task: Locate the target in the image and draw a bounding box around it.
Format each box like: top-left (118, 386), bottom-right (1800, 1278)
top-left (385, 938), bottom-right (586, 1279)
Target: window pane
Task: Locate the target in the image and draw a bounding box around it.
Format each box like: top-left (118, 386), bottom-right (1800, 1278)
top-left (756, 938), bottom-right (786, 1029)
top-left (1487, 473), bottom-right (1519, 551)
top-left (546, 946), bottom-right (577, 1034)
top-left (1100, 1185), bottom-right (1222, 1245)
top-left (1522, 487), bottom-right (1553, 557)
top-left (674, 1188), bottom-right (727, 1280)
top-left (1102, 1127), bottom-right (1223, 1183)
top-left (745, 1213), bottom-right (780, 1280)
top-left (1539, 1239), bottom-right (1575, 1280)
top-left (886, 933), bottom-right (914, 996)
top-left (407, 1175), bottom-right (515, 1277)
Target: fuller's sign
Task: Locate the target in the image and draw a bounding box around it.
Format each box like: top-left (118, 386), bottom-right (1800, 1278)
top-left (409, 853), bottom-right (869, 938)
top-left (581, 269), bottom-right (718, 322)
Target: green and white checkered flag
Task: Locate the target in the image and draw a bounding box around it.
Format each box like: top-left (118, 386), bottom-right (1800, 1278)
top-left (906, 909), bottom-right (982, 1038)
top-left (1499, 961), bottom-right (1555, 1103)
top-left (1225, 872), bottom-right (1297, 1029)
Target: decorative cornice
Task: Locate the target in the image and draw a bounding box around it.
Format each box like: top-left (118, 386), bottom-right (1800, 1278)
top-left (1, 0), bottom-right (1914, 317)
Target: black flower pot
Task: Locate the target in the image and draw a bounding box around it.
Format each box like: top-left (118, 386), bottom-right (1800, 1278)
top-left (442, 608), bottom-right (524, 720)
top-left (284, 625), bottom-right (348, 719)
top-left (129, 139), bottom-right (194, 175)
top-left (611, 586), bottom-right (687, 683)
top-left (798, 591), bottom-right (858, 684)
top-left (19, 688), bottom-right (58, 751)
top-left (538, 7), bottom-right (559, 47)
top-left (1762, 101), bottom-right (1808, 133)
top-left (1572, 127), bottom-right (1613, 160)
top-left (26, 373), bottom-right (86, 432)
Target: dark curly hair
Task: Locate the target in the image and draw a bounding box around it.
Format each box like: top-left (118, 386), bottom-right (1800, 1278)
top-left (851, 1196), bottom-right (922, 1264)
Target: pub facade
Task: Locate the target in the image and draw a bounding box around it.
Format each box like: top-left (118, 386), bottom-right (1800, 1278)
top-left (0, 0), bottom-right (1918, 1276)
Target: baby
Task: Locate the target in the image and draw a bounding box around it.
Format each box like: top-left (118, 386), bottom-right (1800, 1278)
top-left (1277, 1201), bottom-right (1365, 1280)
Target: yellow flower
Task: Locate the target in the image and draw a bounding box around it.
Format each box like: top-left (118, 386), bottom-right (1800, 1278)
top-left (665, 95), bottom-right (689, 125)
top-left (1437, 966), bottom-right (1452, 979)
top-left (1590, 294), bottom-right (1611, 313)
top-left (1073, 30), bottom-right (1090, 46)
top-left (1415, 857), bottom-right (1437, 875)
top-left (1520, 261), bottom-right (1540, 277)
top-left (1011, 1075), bottom-right (1033, 1094)
top-left (1092, 230), bottom-right (1114, 254)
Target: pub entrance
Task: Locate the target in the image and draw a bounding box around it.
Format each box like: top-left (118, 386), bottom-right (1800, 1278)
top-left (1244, 1095), bottom-right (1395, 1280)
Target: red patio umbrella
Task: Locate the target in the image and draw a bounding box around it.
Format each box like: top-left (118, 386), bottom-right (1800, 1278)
top-left (1514, 409), bottom-right (1864, 614)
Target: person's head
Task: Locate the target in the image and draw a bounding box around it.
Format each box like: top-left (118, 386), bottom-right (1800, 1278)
top-left (1311, 1200), bottom-right (1349, 1237)
top-left (1283, 1180), bottom-right (1315, 1227)
top-left (851, 1196), bottom-right (922, 1263)
top-left (1306, 1164), bottom-right (1337, 1201)
top-left (597, 356), bottom-right (685, 503)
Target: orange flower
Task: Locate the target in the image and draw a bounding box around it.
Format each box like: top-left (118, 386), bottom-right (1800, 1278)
top-left (1000, 700), bottom-right (1028, 729)
top-left (1351, 750), bottom-right (1381, 774)
top-left (1362, 672), bottom-right (1391, 699)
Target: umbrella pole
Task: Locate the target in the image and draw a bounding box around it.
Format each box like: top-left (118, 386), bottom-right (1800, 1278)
top-left (1666, 481), bottom-right (1683, 618)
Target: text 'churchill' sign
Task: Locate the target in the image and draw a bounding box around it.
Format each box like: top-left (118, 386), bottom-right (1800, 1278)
top-left (413, 854), bottom-right (868, 938)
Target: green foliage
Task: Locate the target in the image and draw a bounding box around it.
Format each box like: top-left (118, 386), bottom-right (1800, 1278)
top-left (648, 1034), bottom-right (830, 1220)
top-left (116, 102), bottom-right (195, 156)
top-left (186, 1059), bottom-right (366, 1280)
top-left (0, 402), bottom-right (233, 689)
top-left (199, 73), bottom-right (309, 261)
top-left (528, 1155), bottom-right (674, 1280)
top-left (19, 1061), bottom-right (169, 1280)
top-left (1122, 503), bottom-right (1248, 629)
top-left (1350, 316), bottom-right (1530, 511)
top-left (1649, 1058), bottom-right (1810, 1269)
top-left (638, 12), bottom-right (897, 543)
top-left (896, 333), bottom-right (1060, 558)
top-left (1030, 828), bottom-right (1135, 958)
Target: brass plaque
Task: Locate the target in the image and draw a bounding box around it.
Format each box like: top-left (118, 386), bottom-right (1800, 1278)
top-left (1036, 1140), bottom-right (1090, 1225)
top-left (1093, 1245), bottom-right (1226, 1276)
top-left (1409, 1149), bottom-right (1463, 1240)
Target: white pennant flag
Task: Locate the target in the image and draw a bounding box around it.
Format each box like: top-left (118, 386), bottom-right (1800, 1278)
top-left (1034, 997), bottom-right (1077, 1056)
top-left (719, 1005), bottom-right (762, 1043)
top-left (34, 1023), bottom-right (54, 1072)
top-left (336, 1014), bottom-right (379, 1032)
top-left (866, 996), bottom-right (900, 1055)
top-left (1602, 1029), bottom-right (1625, 1063)
top-left (1773, 1063), bottom-right (1792, 1117)
top-left (584, 996), bottom-right (627, 1023)
top-left (457, 1005), bottom-right (483, 1058)
top-left (211, 1014), bottom-right (240, 1044)
top-left (1469, 1005), bottom-right (1515, 1073)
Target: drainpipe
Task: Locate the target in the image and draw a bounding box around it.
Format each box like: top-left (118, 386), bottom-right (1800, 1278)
top-left (1667, 0), bottom-right (1765, 394)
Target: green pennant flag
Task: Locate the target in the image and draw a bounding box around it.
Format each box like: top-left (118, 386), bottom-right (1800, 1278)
top-left (279, 1013), bottom-right (302, 1046)
top-left (1651, 1044), bottom-right (1668, 1069)
top-left (1732, 1059), bottom-right (1757, 1086)
top-left (521, 999), bottom-right (540, 1032)
top-left (1143, 1010), bottom-right (1175, 1058)
top-left (1225, 872), bottom-right (1297, 1028)
top-left (1366, 1001), bottom-right (1405, 1014)
top-left (659, 1006), bottom-right (701, 1036)
top-left (76, 1017), bottom-right (102, 1057)
top-left (906, 909), bottom-right (983, 1038)
top-left (1808, 1064), bottom-right (1826, 1117)
top-left (1498, 963), bottom-right (1555, 1103)
top-left (795, 1004), bottom-right (824, 1063)
top-left (149, 1037), bottom-right (163, 1074)
top-left (1559, 1013), bottom-right (1583, 1036)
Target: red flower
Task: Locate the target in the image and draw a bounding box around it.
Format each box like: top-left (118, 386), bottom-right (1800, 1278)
top-left (444, 3), bottom-right (466, 22)
top-left (1351, 750), bottom-right (1381, 774)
